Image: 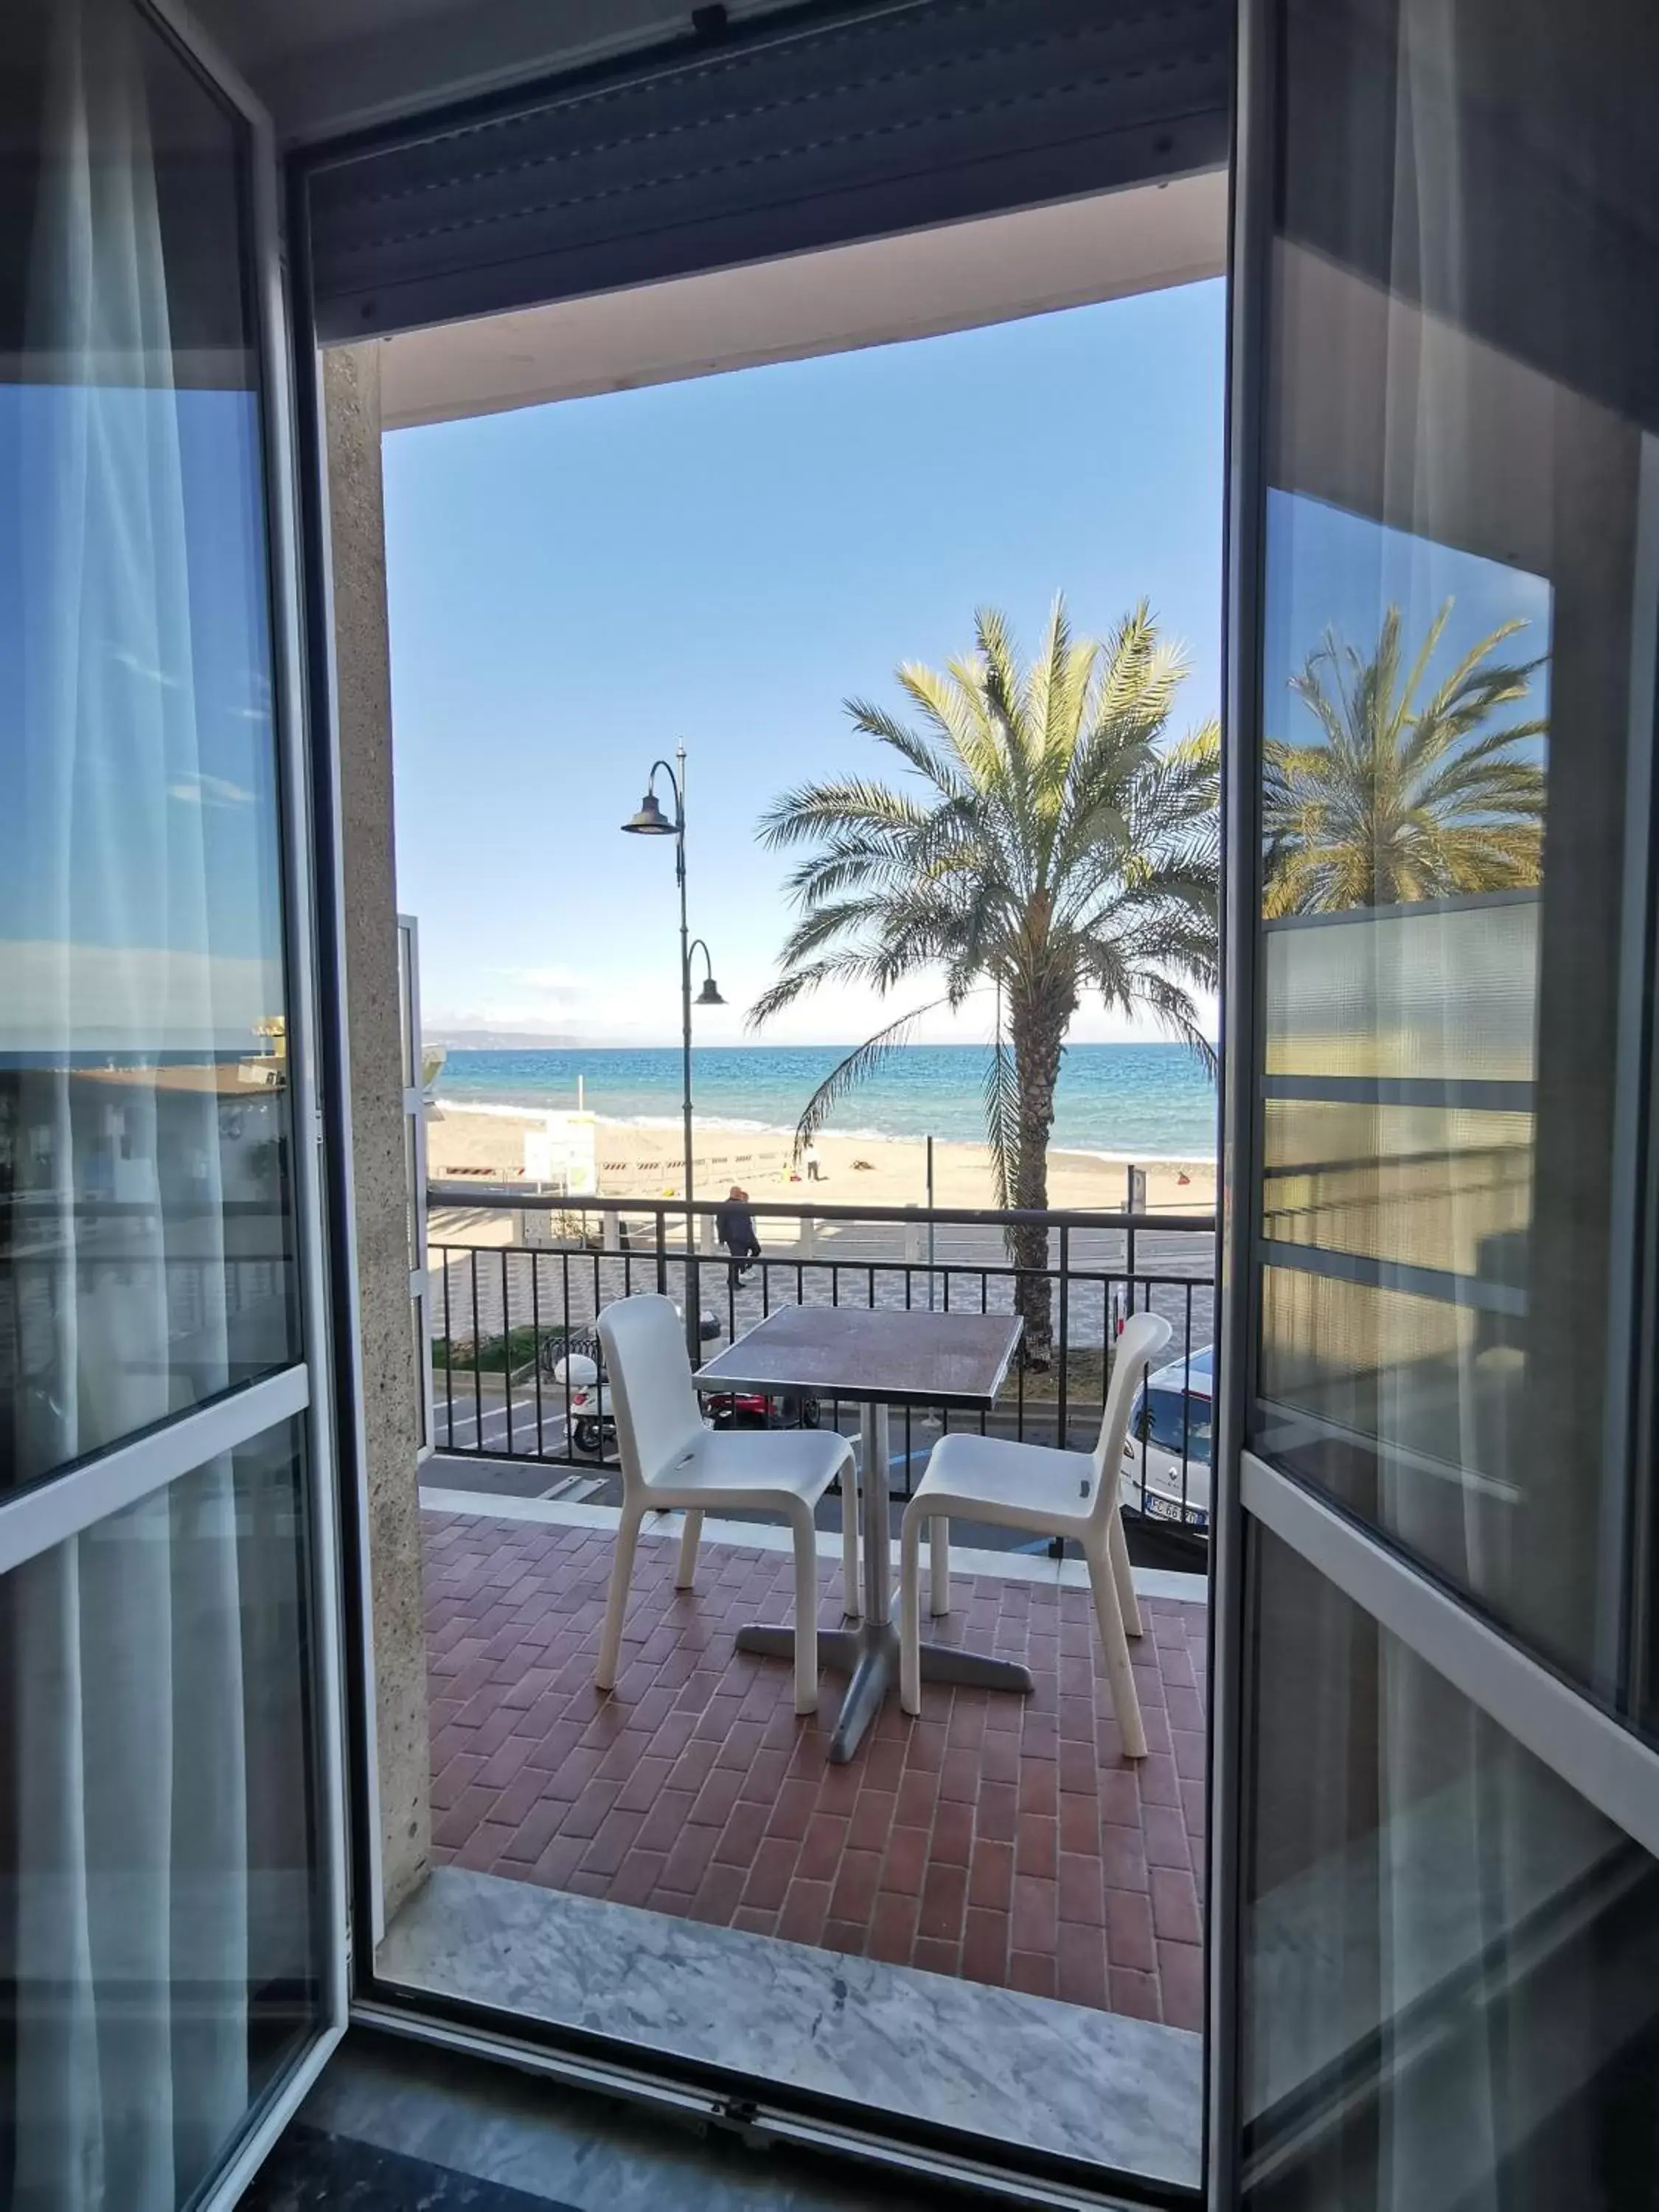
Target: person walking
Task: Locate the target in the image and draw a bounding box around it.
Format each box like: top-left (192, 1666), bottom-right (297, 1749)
top-left (803, 1138), bottom-right (824, 1183)
top-left (716, 1184), bottom-right (762, 1284)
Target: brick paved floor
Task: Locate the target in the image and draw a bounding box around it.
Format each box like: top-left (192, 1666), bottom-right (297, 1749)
top-left (424, 1511), bottom-right (1206, 2028)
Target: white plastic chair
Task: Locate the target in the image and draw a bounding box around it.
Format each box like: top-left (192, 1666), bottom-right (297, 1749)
top-left (899, 1310), bottom-right (1172, 1757)
top-left (594, 1293), bottom-right (859, 1714)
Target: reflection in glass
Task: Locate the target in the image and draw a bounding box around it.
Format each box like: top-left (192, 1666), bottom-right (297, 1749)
top-left (0, 0), bottom-right (299, 1493)
top-left (1250, 0), bottom-right (1659, 1698)
top-left (1250, 58), bottom-right (1659, 1687)
top-left (1, 1420), bottom-right (324, 2203)
top-left (1255, 509), bottom-right (1563, 1664)
top-left (1263, 888), bottom-right (1539, 1086)
top-left (1242, 1529), bottom-right (1659, 2212)
top-left (1262, 596), bottom-right (1547, 917)
top-left (1140, 1382), bottom-right (1213, 1468)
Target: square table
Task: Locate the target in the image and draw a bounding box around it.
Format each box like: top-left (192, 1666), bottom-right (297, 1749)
top-left (695, 1304), bottom-right (1032, 1761)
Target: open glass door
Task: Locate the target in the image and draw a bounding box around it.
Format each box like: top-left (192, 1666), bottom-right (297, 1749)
top-left (1214, 0), bottom-right (1659, 2205)
top-left (0, 0), bottom-right (348, 2202)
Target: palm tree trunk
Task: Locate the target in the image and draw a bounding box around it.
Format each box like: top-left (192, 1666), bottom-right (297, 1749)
top-left (1006, 984), bottom-right (1071, 1368)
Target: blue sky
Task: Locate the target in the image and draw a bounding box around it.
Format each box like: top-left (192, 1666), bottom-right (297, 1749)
top-left (385, 279), bottom-right (1227, 1048)
top-left (1, 386), bottom-right (285, 1051)
top-left (1265, 490), bottom-right (1553, 745)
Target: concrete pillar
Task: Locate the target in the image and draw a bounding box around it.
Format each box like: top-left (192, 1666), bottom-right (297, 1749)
top-left (323, 341), bottom-right (431, 1923)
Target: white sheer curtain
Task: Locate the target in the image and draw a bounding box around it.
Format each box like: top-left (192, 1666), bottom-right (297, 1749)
top-left (1245, 1557), bottom-right (1619, 2211)
top-left (10, 0), bottom-right (250, 2202)
top-left (1368, 7), bottom-right (1557, 2197)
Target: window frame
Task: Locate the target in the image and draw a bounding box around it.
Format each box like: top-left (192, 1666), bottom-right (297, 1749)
top-left (0, 1), bottom-right (355, 2199)
top-left (1211, 0), bottom-right (1659, 2205)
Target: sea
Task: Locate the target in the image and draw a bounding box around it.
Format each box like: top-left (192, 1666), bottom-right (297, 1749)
top-left (434, 1042), bottom-right (1217, 1163)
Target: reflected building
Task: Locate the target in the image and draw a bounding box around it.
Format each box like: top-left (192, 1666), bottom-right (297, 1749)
top-left (1258, 888), bottom-right (1537, 1630)
top-left (1, 1022), bottom-right (299, 1487)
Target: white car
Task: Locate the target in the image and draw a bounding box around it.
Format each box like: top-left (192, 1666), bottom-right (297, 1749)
top-left (1120, 1343), bottom-right (1212, 1532)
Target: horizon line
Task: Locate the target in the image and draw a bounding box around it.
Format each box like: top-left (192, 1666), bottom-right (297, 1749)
top-left (423, 1034), bottom-right (1219, 1051)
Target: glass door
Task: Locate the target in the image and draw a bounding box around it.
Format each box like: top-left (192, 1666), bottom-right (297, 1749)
top-left (0, 0), bottom-right (347, 2203)
top-left (1214, 0), bottom-right (1659, 2204)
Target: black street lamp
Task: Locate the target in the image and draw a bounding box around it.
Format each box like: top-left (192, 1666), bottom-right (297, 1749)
top-left (621, 745), bottom-right (723, 1358)
top-left (690, 942), bottom-right (726, 1009)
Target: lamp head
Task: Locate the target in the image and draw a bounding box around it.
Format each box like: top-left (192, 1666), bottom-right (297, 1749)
top-left (695, 975), bottom-right (726, 1007)
top-left (621, 787), bottom-right (676, 835)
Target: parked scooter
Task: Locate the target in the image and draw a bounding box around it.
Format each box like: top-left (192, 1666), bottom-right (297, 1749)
top-left (552, 1304), bottom-right (722, 1457)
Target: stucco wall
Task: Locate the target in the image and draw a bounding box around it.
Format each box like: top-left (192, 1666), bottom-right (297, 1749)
top-left (323, 340), bottom-right (431, 1921)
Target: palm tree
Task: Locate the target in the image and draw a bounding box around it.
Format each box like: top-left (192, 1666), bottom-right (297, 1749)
top-left (750, 597), bottom-right (1220, 1366)
top-left (1262, 602), bottom-right (1547, 917)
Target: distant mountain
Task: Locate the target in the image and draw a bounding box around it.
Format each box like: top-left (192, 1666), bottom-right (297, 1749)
top-left (424, 1028), bottom-right (590, 1050)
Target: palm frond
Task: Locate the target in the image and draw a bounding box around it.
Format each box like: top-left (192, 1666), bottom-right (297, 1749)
top-left (1085, 603), bottom-right (1189, 751)
top-left (746, 962), bottom-right (838, 1029)
top-left (757, 777), bottom-right (931, 849)
top-left (1264, 604), bottom-right (1550, 913)
top-left (757, 599), bottom-right (1221, 1172)
top-left (784, 837), bottom-right (914, 906)
top-left (1384, 599), bottom-right (1450, 747)
top-left (789, 997), bottom-right (964, 1156)
top-left (1129, 973), bottom-right (1219, 1074)
top-left (845, 695), bottom-right (974, 799)
top-left (771, 896), bottom-right (895, 963)
top-left (981, 1006), bottom-right (1020, 1211)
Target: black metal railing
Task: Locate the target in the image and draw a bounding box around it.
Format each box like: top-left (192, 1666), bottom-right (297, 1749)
top-left (424, 1186), bottom-right (1217, 1538)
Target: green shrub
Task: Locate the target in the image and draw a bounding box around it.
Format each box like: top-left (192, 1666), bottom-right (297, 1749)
top-left (431, 1322), bottom-right (574, 1375)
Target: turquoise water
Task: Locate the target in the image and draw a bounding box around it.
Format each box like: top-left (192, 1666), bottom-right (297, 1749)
top-left (434, 1043), bottom-right (1217, 1161)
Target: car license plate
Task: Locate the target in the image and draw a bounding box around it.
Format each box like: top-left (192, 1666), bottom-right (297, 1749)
top-left (1142, 1489), bottom-right (1207, 1528)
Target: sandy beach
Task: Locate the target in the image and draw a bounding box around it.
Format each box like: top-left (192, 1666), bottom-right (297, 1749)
top-left (428, 1104), bottom-right (1216, 1217)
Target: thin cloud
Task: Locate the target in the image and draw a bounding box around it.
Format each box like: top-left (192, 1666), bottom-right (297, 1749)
top-left (111, 646), bottom-right (183, 690)
top-left (169, 772), bottom-right (256, 809)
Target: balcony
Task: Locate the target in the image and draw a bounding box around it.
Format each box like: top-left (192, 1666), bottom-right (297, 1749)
top-left (424, 1189), bottom-right (1214, 1533)
top-left (387, 1194), bottom-right (1213, 2188)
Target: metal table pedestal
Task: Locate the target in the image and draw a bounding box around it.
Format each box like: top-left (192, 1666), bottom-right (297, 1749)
top-left (733, 1402), bottom-right (1034, 1761)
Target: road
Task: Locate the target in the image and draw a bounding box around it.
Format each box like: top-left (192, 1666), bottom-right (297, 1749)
top-left (422, 1405), bottom-right (1208, 1572)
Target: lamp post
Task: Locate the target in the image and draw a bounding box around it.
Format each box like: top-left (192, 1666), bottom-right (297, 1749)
top-left (621, 745), bottom-right (725, 1360)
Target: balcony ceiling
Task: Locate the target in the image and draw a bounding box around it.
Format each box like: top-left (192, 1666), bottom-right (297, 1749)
top-left (376, 170), bottom-right (1228, 432)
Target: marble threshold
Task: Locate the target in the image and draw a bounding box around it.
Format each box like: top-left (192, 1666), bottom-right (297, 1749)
top-left (378, 1866), bottom-right (1202, 2195)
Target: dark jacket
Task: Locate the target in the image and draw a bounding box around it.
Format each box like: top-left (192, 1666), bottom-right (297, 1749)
top-left (716, 1199), bottom-right (759, 1251)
